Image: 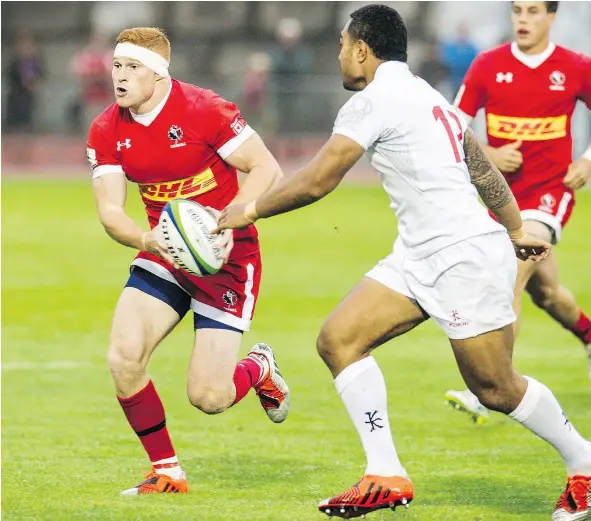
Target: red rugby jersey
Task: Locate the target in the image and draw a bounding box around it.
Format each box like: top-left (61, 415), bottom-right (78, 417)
top-left (456, 43), bottom-right (591, 197)
top-left (87, 79), bottom-right (256, 239)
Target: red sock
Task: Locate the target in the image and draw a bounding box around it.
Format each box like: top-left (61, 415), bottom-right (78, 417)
top-left (570, 311), bottom-right (591, 344)
top-left (232, 356), bottom-right (266, 405)
top-left (118, 380), bottom-right (176, 462)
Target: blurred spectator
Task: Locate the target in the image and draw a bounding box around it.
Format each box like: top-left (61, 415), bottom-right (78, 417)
top-left (269, 18), bottom-right (313, 132)
top-left (439, 22), bottom-right (479, 98)
top-left (4, 29), bottom-right (44, 132)
top-left (417, 40), bottom-right (449, 94)
top-left (69, 31), bottom-right (113, 133)
top-left (240, 52), bottom-right (273, 136)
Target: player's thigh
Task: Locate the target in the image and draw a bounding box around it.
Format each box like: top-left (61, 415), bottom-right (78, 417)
top-left (449, 325), bottom-right (516, 392)
top-left (523, 219), bottom-right (554, 243)
top-left (187, 324), bottom-right (243, 395)
top-left (109, 268), bottom-right (189, 367)
top-left (318, 274), bottom-right (427, 364)
top-left (526, 248), bottom-right (560, 300)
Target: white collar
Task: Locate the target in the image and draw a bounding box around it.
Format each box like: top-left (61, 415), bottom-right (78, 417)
top-left (374, 61), bottom-right (410, 80)
top-left (511, 41), bottom-right (556, 69)
top-left (130, 81), bottom-right (173, 126)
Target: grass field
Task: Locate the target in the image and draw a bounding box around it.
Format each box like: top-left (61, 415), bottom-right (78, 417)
top-left (2, 179), bottom-right (591, 521)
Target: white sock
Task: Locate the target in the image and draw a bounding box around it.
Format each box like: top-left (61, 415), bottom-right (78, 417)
top-left (510, 376), bottom-right (591, 476)
top-left (335, 356), bottom-right (406, 477)
top-left (152, 456), bottom-right (185, 479)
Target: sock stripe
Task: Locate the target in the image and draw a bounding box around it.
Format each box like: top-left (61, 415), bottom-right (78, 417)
top-left (136, 420), bottom-right (166, 438)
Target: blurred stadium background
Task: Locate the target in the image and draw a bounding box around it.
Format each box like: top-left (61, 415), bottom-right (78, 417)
top-left (2, 2), bottom-right (591, 520)
top-left (2, 1), bottom-right (590, 171)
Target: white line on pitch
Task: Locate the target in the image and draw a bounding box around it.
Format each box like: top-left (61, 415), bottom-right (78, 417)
top-left (2, 361), bottom-right (90, 371)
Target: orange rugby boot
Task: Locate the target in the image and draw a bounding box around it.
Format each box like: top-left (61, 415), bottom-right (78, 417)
top-left (552, 475), bottom-right (591, 521)
top-left (248, 343), bottom-right (290, 423)
top-left (318, 474), bottom-right (414, 518)
top-left (120, 468), bottom-right (188, 495)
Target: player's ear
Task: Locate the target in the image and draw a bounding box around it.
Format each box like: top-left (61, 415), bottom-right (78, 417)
top-left (355, 39), bottom-right (369, 64)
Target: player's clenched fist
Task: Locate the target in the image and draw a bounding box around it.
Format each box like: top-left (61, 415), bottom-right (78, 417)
top-left (511, 232), bottom-right (551, 263)
top-left (489, 140), bottom-right (523, 173)
top-left (564, 157), bottom-right (591, 190)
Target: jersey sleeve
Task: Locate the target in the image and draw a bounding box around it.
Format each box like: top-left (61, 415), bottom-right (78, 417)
top-left (197, 94), bottom-right (255, 160)
top-left (577, 53), bottom-right (591, 109)
top-left (453, 53), bottom-right (487, 117)
top-left (86, 120), bottom-right (124, 179)
top-left (332, 92), bottom-right (383, 150)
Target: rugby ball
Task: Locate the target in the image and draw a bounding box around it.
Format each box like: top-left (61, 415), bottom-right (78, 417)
top-left (159, 199), bottom-right (223, 277)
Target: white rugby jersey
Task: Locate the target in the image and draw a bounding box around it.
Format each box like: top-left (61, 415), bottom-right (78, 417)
top-left (333, 61), bottom-right (504, 259)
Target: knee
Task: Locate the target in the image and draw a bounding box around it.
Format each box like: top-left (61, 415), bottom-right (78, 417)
top-left (187, 386), bottom-right (233, 415)
top-left (316, 322), bottom-right (364, 371)
top-left (107, 338), bottom-right (146, 377)
top-left (472, 386), bottom-right (507, 412)
top-left (470, 376), bottom-right (525, 414)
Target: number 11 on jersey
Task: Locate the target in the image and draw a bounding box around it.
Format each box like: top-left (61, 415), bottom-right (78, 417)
top-left (433, 105), bottom-right (464, 163)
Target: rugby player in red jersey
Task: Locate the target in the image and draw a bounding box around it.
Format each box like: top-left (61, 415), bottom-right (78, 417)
top-left (87, 27), bottom-right (289, 495)
top-left (446, 4), bottom-right (591, 517)
top-left (447, 0), bottom-right (591, 418)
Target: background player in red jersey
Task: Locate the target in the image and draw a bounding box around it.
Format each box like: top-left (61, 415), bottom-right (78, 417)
top-left (447, 1), bottom-right (591, 427)
top-left (87, 27), bottom-right (290, 495)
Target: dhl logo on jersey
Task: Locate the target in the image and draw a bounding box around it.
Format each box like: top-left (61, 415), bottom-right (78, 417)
top-left (139, 168), bottom-right (217, 201)
top-left (487, 113), bottom-right (567, 141)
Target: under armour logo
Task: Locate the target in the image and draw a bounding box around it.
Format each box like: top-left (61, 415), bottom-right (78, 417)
top-left (117, 138), bottom-right (131, 151)
top-left (496, 72), bottom-right (513, 83)
top-left (364, 411), bottom-right (383, 432)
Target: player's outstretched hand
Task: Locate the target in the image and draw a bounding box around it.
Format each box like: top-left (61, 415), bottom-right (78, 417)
top-left (143, 225), bottom-right (179, 268)
top-left (564, 157), bottom-right (591, 190)
top-left (489, 140), bottom-right (523, 173)
top-left (511, 233), bottom-right (551, 262)
top-left (213, 203), bottom-right (252, 233)
top-left (205, 206), bottom-right (235, 264)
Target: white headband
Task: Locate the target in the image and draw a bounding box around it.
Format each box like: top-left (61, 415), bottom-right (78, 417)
top-left (114, 42), bottom-right (170, 77)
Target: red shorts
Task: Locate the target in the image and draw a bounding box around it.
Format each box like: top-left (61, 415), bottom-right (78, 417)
top-left (132, 232), bottom-right (261, 332)
top-left (516, 185), bottom-right (575, 243)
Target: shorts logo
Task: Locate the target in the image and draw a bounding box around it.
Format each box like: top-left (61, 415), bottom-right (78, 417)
top-left (222, 289), bottom-right (238, 312)
top-left (448, 310), bottom-right (469, 328)
top-left (539, 193), bottom-right (556, 213)
top-left (168, 125), bottom-right (186, 148)
top-left (139, 168), bottom-right (217, 201)
top-left (549, 70), bottom-right (566, 91)
top-left (487, 113), bottom-right (567, 141)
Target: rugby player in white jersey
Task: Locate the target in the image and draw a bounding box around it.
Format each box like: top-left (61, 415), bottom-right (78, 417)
top-left (216, 5), bottom-right (591, 520)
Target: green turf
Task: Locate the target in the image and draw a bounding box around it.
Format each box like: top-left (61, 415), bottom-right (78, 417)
top-left (2, 179), bottom-right (590, 521)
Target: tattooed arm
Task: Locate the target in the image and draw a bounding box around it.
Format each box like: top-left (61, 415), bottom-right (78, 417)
top-left (463, 127), bottom-right (524, 238)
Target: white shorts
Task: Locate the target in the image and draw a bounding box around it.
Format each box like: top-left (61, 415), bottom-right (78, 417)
top-left (366, 232), bottom-right (517, 339)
